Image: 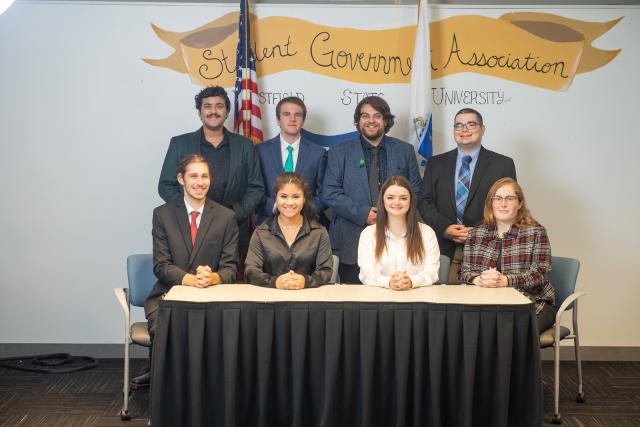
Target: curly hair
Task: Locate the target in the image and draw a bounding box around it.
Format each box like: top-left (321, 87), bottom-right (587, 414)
top-left (195, 86), bottom-right (231, 112)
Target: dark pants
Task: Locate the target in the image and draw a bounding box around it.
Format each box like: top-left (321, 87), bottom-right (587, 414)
top-left (448, 244), bottom-right (464, 283)
top-left (145, 296), bottom-right (160, 359)
top-left (338, 263), bottom-right (362, 284)
top-left (537, 303), bottom-right (555, 333)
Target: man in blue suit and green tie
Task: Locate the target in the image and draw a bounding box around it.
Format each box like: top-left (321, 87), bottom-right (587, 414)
top-left (256, 97), bottom-right (327, 225)
top-left (323, 96), bottom-right (422, 283)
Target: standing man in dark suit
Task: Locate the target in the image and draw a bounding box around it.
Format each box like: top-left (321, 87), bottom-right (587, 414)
top-left (418, 108), bottom-right (517, 282)
top-left (323, 96), bottom-right (422, 283)
top-left (255, 96), bottom-right (327, 225)
top-left (158, 86), bottom-right (264, 255)
top-left (131, 154), bottom-right (238, 389)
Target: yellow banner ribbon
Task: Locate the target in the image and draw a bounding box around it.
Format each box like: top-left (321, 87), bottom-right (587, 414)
top-left (143, 12), bottom-right (621, 91)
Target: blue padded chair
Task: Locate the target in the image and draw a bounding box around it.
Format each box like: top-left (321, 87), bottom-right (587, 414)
top-left (330, 254), bottom-right (340, 284)
top-left (539, 256), bottom-right (586, 424)
top-left (436, 254), bottom-right (451, 284)
top-left (114, 254), bottom-right (156, 421)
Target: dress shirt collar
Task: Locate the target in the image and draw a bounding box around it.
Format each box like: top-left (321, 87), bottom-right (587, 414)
top-left (456, 146), bottom-right (480, 162)
top-left (200, 127), bottom-right (229, 149)
top-left (279, 134), bottom-right (301, 150)
top-left (269, 215), bottom-right (311, 238)
top-left (360, 134), bottom-right (387, 150)
top-left (184, 199), bottom-right (205, 217)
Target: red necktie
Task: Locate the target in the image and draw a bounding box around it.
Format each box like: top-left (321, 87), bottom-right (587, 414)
top-left (190, 211), bottom-right (200, 246)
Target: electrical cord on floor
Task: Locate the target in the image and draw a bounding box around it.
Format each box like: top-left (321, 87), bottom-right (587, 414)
top-left (0, 353), bottom-right (98, 373)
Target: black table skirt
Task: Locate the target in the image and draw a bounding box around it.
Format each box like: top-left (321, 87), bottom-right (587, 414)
top-left (151, 301), bottom-right (541, 427)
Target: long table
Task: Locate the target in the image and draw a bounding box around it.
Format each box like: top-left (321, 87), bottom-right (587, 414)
top-left (150, 284), bottom-right (542, 427)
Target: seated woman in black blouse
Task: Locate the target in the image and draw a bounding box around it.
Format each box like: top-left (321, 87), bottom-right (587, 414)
top-left (245, 172), bottom-right (333, 289)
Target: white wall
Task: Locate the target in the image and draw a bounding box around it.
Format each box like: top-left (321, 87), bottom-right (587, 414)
top-left (0, 2), bottom-right (638, 347)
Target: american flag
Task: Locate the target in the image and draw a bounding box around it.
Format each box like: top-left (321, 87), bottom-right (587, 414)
top-left (233, 0), bottom-right (263, 144)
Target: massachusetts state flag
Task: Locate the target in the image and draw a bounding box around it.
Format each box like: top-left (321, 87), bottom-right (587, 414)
top-left (408, 0), bottom-right (433, 167)
top-left (233, 0), bottom-right (263, 144)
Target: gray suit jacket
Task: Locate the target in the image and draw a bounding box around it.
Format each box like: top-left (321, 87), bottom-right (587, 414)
top-left (144, 198), bottom-right (238, 315)
top-left (322, 135), bottom-right (422, 265)
top-left (418, 146), bottom-right (517, 259)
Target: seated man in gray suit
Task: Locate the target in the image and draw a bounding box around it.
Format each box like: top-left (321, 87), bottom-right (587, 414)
top-left (131, 154), bottom-right (238, 389)
top-left (158, 86), bottom-right (264, 256)
top-left (256, 96), bottom-right (327, 225)
top-left (418, 108), bottom-right (516, 282)
top-left (323, 96), bottom-right (422, 283)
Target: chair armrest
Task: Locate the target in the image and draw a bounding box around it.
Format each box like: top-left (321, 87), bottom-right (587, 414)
top-left (554, 291), bottom-right (586, 324)
top-left (114, 288), bottom-right (130, 315)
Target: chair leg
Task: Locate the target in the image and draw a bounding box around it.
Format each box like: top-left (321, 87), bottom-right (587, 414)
top-left (573, 335), bottom-right (585, 402)
top-left (552, 340), bottom-right (562, 424)
top-left (120, 340), bottom-right (131, 421)
top-left (573, 304), bottom-right (585, 403)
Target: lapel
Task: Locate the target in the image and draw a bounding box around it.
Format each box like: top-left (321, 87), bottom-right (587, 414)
top-left (350, 138), bottom-right (370, 204)
top-left (223, 128), bottom-right (240, 202)
top-left (384, 137), bottom-right (396, 174)
top-left (189, 199), bottom-right (215, 267)
top-left (467, 146), bottom-right (489, 206)
top-left (170, 199), bottom-right (192, 258)
top-left (295, 138), bottom-right (311, 174)
top-left (296, 138), bottom-right (311, 173)
top-left (268, 138), bottom-right (285, 174)
top-left (188, 128), bottom-right (202, 152)
top-left (441, 149), bottom-right (458, 212)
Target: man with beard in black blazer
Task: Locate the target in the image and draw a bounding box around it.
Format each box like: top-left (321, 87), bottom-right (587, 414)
top-left (418, 108), bottom-right (517, 282)
top-left (131, 154), bottom-right (238, 389)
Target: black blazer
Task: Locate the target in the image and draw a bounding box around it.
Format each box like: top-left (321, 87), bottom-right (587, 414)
top-left (145, 198), bottom-right (238, 314)
top-left (157, 127), bottom-right (264, 249)
top-left (418, 146), bottom-right (517, 258)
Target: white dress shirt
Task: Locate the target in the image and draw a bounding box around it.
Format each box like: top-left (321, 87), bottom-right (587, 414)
top-left (357, 223), bottom-right (440, 288)
top-left (280, 135), bottom-right (301, 170)
top-left (184, 199), bottom-right (204, 228)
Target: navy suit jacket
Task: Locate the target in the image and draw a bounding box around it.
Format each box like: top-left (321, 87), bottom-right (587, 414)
top-left (255, 135), bottom-right (327, 224)
top-left (418, 146), bottom-right (517, 259)
top-left (323, 135), bottom-right (422, 265)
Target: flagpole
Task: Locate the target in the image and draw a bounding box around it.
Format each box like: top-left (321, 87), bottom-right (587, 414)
top-left (243, 0), bottom-right (251, 139)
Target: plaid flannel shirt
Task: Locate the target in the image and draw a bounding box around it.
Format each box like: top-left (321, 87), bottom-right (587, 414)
top-left (459, 223), bottom-right (555, 314)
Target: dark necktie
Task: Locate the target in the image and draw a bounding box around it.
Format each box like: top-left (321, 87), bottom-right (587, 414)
top-left (190, 211), bottom-right (200, 246)
top-left (455, 155), bottom-right (472, 224)
top-left (368, 146), bottom-right (380, 205)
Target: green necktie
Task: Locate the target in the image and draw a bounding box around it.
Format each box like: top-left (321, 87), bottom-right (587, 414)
top-left (284, 145), bottom-right (294, 172)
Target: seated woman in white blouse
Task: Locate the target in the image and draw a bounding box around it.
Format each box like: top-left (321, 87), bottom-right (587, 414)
top-left (357, 176), bottom-right (440, 290)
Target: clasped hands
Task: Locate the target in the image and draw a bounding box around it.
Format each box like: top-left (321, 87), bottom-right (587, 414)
top-left (444, 224), bottom-right (473, 244)
top-left (182, 265), bottom-right (220, 288)
top-left (472, 268), bottom-right (508, 288)
top-left (275, 270), bottom-right (305, 290)
top-left (389, 271), bottom-right (413, 291)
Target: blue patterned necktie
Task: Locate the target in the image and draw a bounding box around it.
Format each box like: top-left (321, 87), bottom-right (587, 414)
top-left (455, 155), bottom-right (472, 224)
top-left (284, 145), bottom-right (294, 172)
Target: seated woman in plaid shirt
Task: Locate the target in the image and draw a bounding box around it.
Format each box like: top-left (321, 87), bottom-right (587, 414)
top-left (459, 177), bottom-right (555, 332)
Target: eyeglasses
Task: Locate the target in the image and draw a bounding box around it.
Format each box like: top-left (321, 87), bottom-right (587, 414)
top-left (491, 195), bottom-right (519, 203)
top-left (360, 113), bottom-right (384, 121)
top-left (281, 112), bottom-right (304, 119)
top-left (453, 121), bottom-right (480, 131)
